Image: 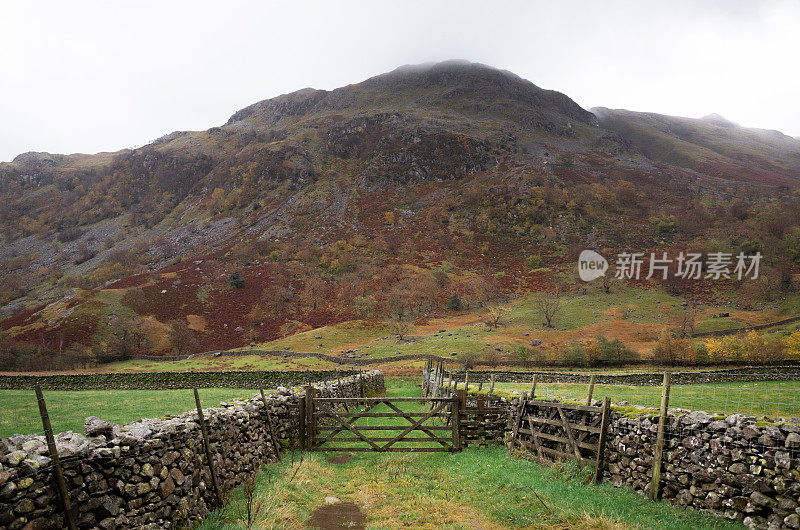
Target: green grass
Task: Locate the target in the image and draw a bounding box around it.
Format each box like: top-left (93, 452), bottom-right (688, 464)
top-left (489, 380), bottom-right (800, 419)
top-left (694, 317), bottom-right (743, 333)
top-left (507, 287), bottom-right (679, 330)
top-left (103, 353), bottom-right (337, 372)
top-left (200, 378), bottom-right (739, 529)
top-left (257, 320), bottom-right (391, 353)
top-left (0, 388), bottom-right (260, 438)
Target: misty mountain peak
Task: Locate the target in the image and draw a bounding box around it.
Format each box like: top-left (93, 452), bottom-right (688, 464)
top-left (700, 113), bottom-right (739, 128)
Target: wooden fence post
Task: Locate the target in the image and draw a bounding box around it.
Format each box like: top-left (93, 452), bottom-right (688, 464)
top-left (530, 374), bottom-right (538, 400)
top-left (593, 397), bottom-right (611, 484)
top-left (477, 394), bottom-right (486, 448)
top-left (586, 374), bottom-right (597, 405)
top-left (194, 389), bottom-right (223, 506)
top-left (650, 372), bottom-right (671, 499)
top-left (304, 385), bottom-right (315, 451)
top-left (298, 394), bottom-right (306, 448)
top-left (510, 394), bottom-right (528, 449)
top-left (489, 373), bottom-right (495, 396)
top-left (452, 391), bottom-right (463, 452)
top-left (260, 389), bottom-right (281, 460)
top-left (35, 386), bottom-right (77, 530)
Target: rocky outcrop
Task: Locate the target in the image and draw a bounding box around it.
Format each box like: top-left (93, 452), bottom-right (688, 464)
top-left (0, 371), bottom-right (384, 529)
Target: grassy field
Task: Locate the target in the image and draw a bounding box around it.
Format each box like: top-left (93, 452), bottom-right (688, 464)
top-left (0, 388), bottom-right (260, 438)
top-left (200, 379), bottom-right (739, 529)
top-left (90, 285), bottom-right (799, 375)
top-left (488, 380), bottom-right (800, 419)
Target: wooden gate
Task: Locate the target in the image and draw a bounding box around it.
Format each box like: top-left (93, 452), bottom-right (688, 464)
top-left (509, 397), bottom-right (611, 483)
top-left (306, 394), bottom-right (461, 452)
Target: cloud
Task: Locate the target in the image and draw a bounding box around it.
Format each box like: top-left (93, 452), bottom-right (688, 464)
top-left (1, 0), bottom-right (798, 161)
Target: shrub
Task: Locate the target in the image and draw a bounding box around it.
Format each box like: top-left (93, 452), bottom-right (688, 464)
top-left (562, 343), bottom-right (588, 367)
top-left (596, 335), bottom-right (639, 365)
top-left (229, 271), bottom-right (245, 289)
top-left (786, 330), bottom-right (800, 361)
top-left (704, 333), bottom-right (780, 364)
top-left (168, 319), bottom-right (199, 355)
top-left (446, 293), bottom-right (463, 311)
top-left (694, 342), bottom-right (710, 365)
top-left (651, 216), bottom-right (677, 236)
top-left (524, 254), bottom-right (543, 269)
top-left (459, 349), bottom-right (482, 370)
top-left (653, 331), bottom-right (694, 365)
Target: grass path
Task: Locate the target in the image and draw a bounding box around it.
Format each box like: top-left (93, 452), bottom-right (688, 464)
top-left (200, 379), bottom-right (740, 529)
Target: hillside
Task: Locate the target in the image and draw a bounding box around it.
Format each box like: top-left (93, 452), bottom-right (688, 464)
top-left (592, 107), bottom-right (800, 187)
top-left (1, 60), bottom-right (800, 365)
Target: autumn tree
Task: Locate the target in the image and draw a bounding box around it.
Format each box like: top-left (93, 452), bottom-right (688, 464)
top-left (108, 316), bottom-right (149, 361)
top-left (484, 304), bottom-right (508, 330)
top-left (301, 277), bottom-right (327, 311)
top-left (262, 270), bottom-right (295, 317)
top-left (391, 319), bottom-right (412, 341)
top-left (168, 319), bottom-right (199, 356)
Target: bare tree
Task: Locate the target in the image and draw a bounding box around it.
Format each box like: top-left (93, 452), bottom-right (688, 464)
top-left (391, 319), bottom-right (412, 341)
top-left (459, 349), bottom-right (482, 370)
top-left (536, 281), bottom-right (562, 328)
top-left (677, 306), bottom-right (696, 337)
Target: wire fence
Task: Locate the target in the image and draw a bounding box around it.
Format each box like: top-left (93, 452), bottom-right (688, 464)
top-left (424, 366), bottom-right (800, 420)
top-left (0, 387), bottom-right (272, 441)
top-left (504, 378), bottom-right (800, 419)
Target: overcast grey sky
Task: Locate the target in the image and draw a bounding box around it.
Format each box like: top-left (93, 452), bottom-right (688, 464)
top-left (1, 0), bottom-right (799, 162)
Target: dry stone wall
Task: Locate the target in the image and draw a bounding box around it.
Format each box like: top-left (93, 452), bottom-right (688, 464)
top-left (0, 370), bottom-right (384, 529)
top-left (432, 370), bottom-right (800, 530)
top-left (607, 410), bottom-right (800, 529)
top-left (497, 394), bottom-right (800, 529)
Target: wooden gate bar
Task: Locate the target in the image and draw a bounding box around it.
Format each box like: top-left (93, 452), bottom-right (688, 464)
top-left (382, 401), bottom-right (452, 448)
top-left (313, 397), bottom-right (453, 402)
top-left (510, 396), bottom-right (609, 473)
top-left (311, 393), bottom-right (459, 452)
top-left (315, 425), bottom-right (452, 431)
top-left (594, 397), bottom-right (612, 484)
top-left (315, 401), bottom-right (381, 445)
top-left (304, 386), bottom-right (315, 451)
top-left (260, 389), bottom-right (281, 460)
top-left (326, 410), bottom-right (384, 451)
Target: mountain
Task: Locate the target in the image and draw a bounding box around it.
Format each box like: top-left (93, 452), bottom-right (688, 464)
top-left (592, 107), bottom-right (800, 187)
top-left (2, 61), bottom-right (800, 361)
